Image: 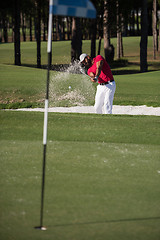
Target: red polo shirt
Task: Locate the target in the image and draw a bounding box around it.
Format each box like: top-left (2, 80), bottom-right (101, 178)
top-left (87, 55), bottom-right (114, 84)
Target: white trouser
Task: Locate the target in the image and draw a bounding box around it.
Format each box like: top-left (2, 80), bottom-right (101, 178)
top-left (94, 81), bottom-right (116, 114)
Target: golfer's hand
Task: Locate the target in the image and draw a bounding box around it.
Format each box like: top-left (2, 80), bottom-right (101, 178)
top-left (93, 76), bottom-right (98, 82)
top-left (89, 72), bottom-right (98, 82)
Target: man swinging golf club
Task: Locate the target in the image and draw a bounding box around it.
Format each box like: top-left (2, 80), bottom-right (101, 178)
top-left (80, 53), bottom-right (116, 114)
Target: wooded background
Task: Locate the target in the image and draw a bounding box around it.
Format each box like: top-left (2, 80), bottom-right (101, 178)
top-left (0, 0), bottom-right (160, 72)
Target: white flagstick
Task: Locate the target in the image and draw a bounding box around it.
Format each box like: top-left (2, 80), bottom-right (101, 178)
top-left (43, 0), bottom-right (53, 145)
top-left (47, 0), bottom-right (53, 54)
top-left (35, 0), bottom-right (96, 231)
top-left (43, 99), bottom-right (48, 145)
top-left (35, 0), bottom-right (53, 231)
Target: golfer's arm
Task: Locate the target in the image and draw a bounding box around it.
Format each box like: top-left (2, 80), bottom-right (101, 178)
top-left (89, 72), bottom-right (96, 82)
top-left (96, 60), bottom-right (103, 77)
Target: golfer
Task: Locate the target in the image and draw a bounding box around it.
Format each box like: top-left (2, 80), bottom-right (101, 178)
top-left (80, 53), bottom-right (116, 114)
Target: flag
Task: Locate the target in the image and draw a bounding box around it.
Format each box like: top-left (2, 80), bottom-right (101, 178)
top-left (50, 0), bottom-right (96, 19)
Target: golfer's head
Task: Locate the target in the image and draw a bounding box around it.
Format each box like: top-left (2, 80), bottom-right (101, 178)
top-left (79, 53), bottom-right (92, 68)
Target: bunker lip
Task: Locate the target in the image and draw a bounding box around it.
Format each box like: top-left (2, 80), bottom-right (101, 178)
top-left (6, 105), bottom-right (160, 116)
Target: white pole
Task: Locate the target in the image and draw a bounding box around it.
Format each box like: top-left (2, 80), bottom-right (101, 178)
top-left (47, 0), bottom-right (53, 53)
top-left (42, 0), bottom-right (53, 146)
top-left (43, 99), bottom-right (49, 145)
top-left (37, 0), bottom-right (53, 230)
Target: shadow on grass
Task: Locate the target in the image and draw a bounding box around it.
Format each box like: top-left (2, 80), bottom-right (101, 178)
top-left (22, 63), bottom-right (140, 75)
top-left (0, 102), bottom-right (44, 109)
top-left (112, 69), bottom-right (140, 75)
top-left (48, 216), bottom-right (160, 228)
top-left (22, 63), bottom-right (70, 71)
top-left (21, 60), bottom-right (160, 75)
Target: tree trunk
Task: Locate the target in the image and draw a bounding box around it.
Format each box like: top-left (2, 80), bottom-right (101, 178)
top-left (21, 13), bottom-right (26, 41)
top-left (120, 30), bottom-right (124, 57)
top-left (103, 0), bottom-right (110, 56)
top-left (34, 17), bottom-right (37, 40)
top-left (148, 9), bottom-right (153, 36)
top-left (71, 18), bottom-right (76, 61)
top-left (58, 17), bottom-right (62, 40)
top-left (29, 15), bottom-right (32, 41)
top-left (0, 20), bottom-right (2, 42)
top-left (116, 1), bottom-right (124, 59)
top-left (116, 0), bottom-right (121, 59)
top-left (55, 16), bottom-right (59, 40)
top-left (131, 10), bottom-right (135, 36)
top-left (43, 22), bottom-right (46, 41)
top-left (152, 0), bottom-right (157, 59)
top-left (66, 17), bottom-right (71, 40)
top-left (103, 0), bottom-right (114, 63)
top-left (35, 0), bottom-right (41, 68)
top-left (13, 0), bottom-right (21, 65)
top-left (140, 0), bottom-right (148, 72)
top-left (97, 14), bottom-right (103, 55)
top-left (97, 36), bottom-right (102, 55)
top-left (71, 18), bottom-right (82, 62)
top-left (2, 13), bottom-right (8, 43)
top-left (136, 8), bottom-right (140, 35)
top-left (62, 18), bottom-right (65, 40)
top-left (42, 6), bottom-right (46, 41)
top-left (90, 19), bottom-right (97, 58)
top-left (158, 19), bottom-right (160, 52)
top-left (83, 19), bottom-right (89, 40)
top-left (11, 17), bottom-right (14, 42)
top-left (52, 16), bottom-right (55, 40)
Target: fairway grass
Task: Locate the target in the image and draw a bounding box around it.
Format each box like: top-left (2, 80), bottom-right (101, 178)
top-left (0, 64), bottom-right (160, 108)
top-left (114, 70), bottom-right (160, 107)
top-left (0, 37), bottom-right (160, 70)
top-left (0, 111), bottom-right (160, 240)
top-left (0, 64), bottom-right (46, 109)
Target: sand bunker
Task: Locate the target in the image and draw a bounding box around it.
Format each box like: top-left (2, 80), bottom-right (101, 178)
top-left (12, 105), bottom-right (160, 116)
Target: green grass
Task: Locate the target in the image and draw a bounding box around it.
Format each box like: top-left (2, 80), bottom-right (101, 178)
top-left (0, 63), bottom-right (160, 108)
top-left (0, 36), bottom-right (160, 109)
top-left (0, 37), bottom-right (160, 71)
top-left (0, 36), bottom-right (160, 240)
top-left (0, 64), bottom-right (46, 108)
top-left (0, 111), bottom-right (160, 240)
top-left (0, 41), bottom-right (71, 66)
top-left (114, 71), bottom-right (160, 107)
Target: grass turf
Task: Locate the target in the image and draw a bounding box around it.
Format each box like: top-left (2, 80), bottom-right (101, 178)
top-left (0, 36), bottom-right (160, 109)
top-left (0, 36), bottom-right (160, 70)
top-left (114, 70), bottom-right (160, 107)
top-left (0, 111), bottom-right (160, 240)
top-left (0, 64), bottom-right (160, 108)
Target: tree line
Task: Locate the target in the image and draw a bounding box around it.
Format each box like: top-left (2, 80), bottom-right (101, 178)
top-left (0, 0), bottom-right (160, 72)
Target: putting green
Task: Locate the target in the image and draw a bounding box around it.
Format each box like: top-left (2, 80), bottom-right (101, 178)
top-left (0, 111), bottom-right (160, 240)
